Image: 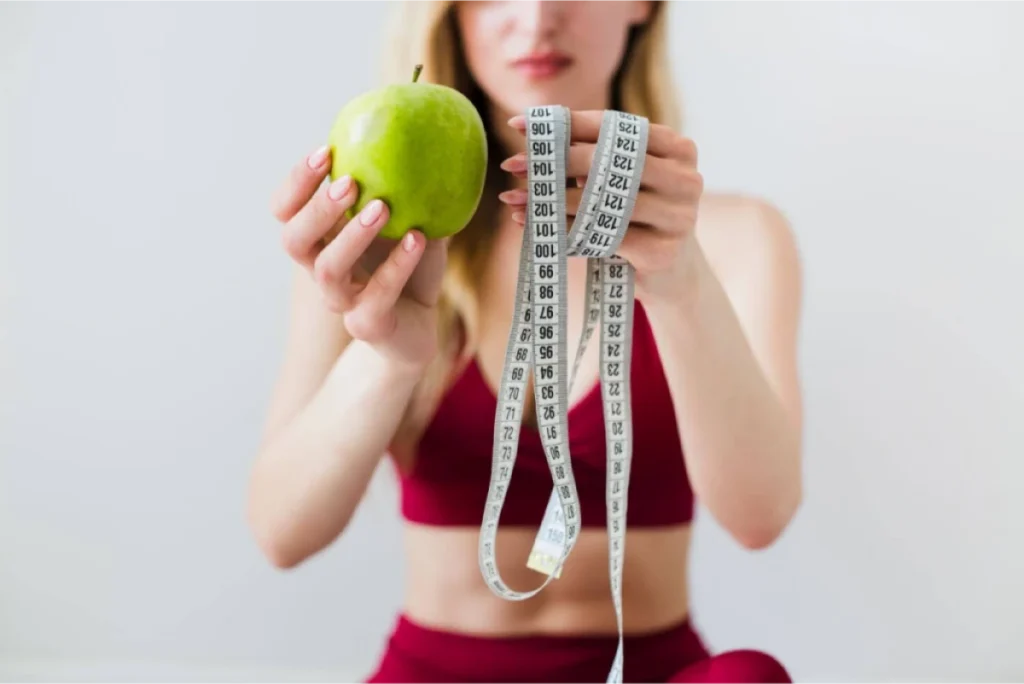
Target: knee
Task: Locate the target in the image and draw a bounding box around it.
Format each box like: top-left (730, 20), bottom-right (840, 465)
top-left (712, 649), bottom-right (791, 683)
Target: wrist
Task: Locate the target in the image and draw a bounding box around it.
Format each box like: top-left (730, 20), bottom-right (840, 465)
top-left (642, 251), bottom-right (735, 372)
top-left (303, 340), bottom-right (427, 453)
top-left (638, 244), bottom-right (706, 323)
top-left (352, 340), bottom-right (429, 388)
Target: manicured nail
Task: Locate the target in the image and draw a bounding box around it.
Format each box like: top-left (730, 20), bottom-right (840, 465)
top-left (500, 155), bottom-right (526, 172)
top-left (507, 115), bottom-right (525, 128)
top-left (307, 146), bottom-right (329, 169)
top-left (359, 199), bottom-right (385, 226)
top-left (511, 211), bottom-right (525, 224)
top-left (403, 231), bottom-right (419, 252)
top-left (498, 189), bottom-right (527, 205)
top-left (328, 175), bottom-right (352, 201)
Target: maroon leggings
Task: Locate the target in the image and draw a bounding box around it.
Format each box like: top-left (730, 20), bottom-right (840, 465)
top-left (366, 615), bottom-right (790, 683)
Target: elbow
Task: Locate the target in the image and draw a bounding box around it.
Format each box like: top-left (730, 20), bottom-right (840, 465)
top-left (262, 542), bottom-right (306, 571)
top-left (254, 538), bottom-right (300, 570)
top-left (245, 444), bottom-right (322, 571)
top-left (730, 479), bottom-right (804, 551)
top-left (245, 484), bottom-right (349, 571)
top-left (247, 505), bottom-right (307, 570)
top-left (245, 480), bottom-right (313, 571)
top-left (249, 514), bottom-right (322, 570)
top-left (734, 440), bottom-right (805, 550)
top-left (734, 524), bottom-right (785, 552)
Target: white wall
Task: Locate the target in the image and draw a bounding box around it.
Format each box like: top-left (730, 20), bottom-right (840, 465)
top-left (2, 2), bottom-right (1022, 681)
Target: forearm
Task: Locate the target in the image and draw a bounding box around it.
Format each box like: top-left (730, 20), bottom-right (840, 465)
top-left (248, 340), bottom-right (423, 567)
top-left (642, 249), bottom-right (802, 549)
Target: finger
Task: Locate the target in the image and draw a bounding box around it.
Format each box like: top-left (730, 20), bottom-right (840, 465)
top-left (505, 208), bottom-right (676, 272)
top-left (357, 237), bottom-right (400, 281)
top-left (271, 145), bottom-right (333, 222)
top-left (568, 146), bottom-right (691, 196)
top-left (499, 145), bottom-right (599, 179)
top-left (345, 231), bottom-right (426, 343)
top-left (498, 187), bottom-right (682, 233)
top-left (507, 110), bottom-right (603, 144)
top-left (501, 147), bottom-right (692, 197)
top-left (312, 198), bottom-right (389, 312)
top-left (281, 174), bottom-right (358, 269)
top-left (405, 236), bottom-right (449, 308)
top-left (565, 187), bottom-right (682, 231)
top-left (507, 112), bottom-right (694, 160)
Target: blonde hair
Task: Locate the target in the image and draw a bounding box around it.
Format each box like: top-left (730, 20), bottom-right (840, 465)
top-left (379, 1), bottom-right (682, 466)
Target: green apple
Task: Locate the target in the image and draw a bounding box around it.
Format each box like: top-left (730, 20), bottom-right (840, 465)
top-left (328, 64), bottom-right (488, 241)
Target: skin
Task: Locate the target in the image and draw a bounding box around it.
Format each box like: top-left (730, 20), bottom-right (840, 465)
top-left (251, 0), bottom-right (803, 638)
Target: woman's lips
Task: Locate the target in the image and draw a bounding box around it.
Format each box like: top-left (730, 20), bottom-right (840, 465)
top-left (511, 52), bottom-right (573, 79)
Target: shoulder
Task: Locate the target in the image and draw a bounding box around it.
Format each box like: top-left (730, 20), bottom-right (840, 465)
top-left (695, 192), bottom-right (802, 302)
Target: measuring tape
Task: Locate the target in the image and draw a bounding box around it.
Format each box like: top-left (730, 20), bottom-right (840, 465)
top-left (477, 105), bottom-right (649, 684)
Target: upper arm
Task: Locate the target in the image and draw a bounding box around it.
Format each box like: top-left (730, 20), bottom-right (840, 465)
top-left (261, 264), bottom-right (352, 445)
top-left (704, 196), bottom-right (804, 432)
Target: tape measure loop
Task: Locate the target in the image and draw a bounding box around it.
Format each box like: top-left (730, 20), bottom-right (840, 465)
top-left (479, 105), bottom-right (649, 683)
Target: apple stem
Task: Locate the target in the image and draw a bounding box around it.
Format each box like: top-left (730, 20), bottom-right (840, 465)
top-left (412, 64), bottom-right (423, 83)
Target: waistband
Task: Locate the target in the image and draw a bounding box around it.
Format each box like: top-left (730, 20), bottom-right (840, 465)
top-left (367, 614), bottom-right (710, 683)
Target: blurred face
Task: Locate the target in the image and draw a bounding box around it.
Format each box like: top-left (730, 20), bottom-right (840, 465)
top-left (454, 1), bottom-right (652, 118)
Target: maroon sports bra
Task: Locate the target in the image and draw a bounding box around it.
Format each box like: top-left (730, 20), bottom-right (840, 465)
top-left (395, 300), bottom-right (694, 528)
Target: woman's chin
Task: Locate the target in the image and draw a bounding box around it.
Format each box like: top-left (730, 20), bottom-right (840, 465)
top-left (492, 88), bottom-right (593, 118)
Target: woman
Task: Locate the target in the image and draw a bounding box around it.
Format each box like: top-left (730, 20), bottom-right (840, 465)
top-left (249, 1), bottom-right (804, 682)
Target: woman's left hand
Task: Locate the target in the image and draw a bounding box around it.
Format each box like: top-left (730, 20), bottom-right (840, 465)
top-left (499, 110), bottom-right (704, 302)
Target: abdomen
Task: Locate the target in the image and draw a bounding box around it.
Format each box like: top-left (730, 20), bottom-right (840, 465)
top-left (401, 523), bottom-right (693, 636)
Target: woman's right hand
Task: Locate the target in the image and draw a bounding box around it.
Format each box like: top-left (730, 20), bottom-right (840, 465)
top-left (270, 145), bottom-right (449, 372)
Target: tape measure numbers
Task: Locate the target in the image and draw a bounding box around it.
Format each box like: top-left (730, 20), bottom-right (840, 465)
top-left (477, 106), bottom-right (649, 684)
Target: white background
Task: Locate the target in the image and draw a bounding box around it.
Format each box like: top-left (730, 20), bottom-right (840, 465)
top-left (2, 1), bottom-right (1022, 681)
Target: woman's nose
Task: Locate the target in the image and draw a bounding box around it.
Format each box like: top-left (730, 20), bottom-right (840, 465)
top-left (513, 0), bottom-right (566, 39)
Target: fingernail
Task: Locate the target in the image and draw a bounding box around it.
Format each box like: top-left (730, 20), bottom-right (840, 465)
top-left (498, 189), bottom-right (527, 205)
top-left (507, 115), bottom-right (525, 128)
top-left (328, 175), bottom-right (352, 201)
top-left (500, 155), bottom-right (526, 172)
top-left (511, 211), bottom-right (525, 224)
top-left (308, 145), bottom-right (329, 169)
top-left (403, 231), bottom-right (419, 252)
top-left (359, 199), bottom-right (385, 226)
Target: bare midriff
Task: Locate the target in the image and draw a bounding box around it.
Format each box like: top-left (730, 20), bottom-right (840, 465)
top-left (401, 523), bottom-right (692, 636)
